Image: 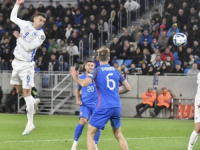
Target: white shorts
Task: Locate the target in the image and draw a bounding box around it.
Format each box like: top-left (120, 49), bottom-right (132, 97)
top-left (195, 105), bottom-right (200, 123)
top-left (10, 59), bottom-right (35, 89)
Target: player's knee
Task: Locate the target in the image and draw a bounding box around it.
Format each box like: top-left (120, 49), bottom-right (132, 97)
top-left (114, 132), bottom-right (123, 139)
top-left (79, 119), bottom-right (87, 126)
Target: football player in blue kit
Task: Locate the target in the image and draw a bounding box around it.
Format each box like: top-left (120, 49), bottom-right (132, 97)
top-left (70, 47), bottom-right (131, 150)
top-left (71, 61), bottom-right (100, 150)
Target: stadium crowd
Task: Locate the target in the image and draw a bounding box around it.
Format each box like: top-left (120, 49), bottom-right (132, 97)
top-left (0, 0), bottom-right (200, 76)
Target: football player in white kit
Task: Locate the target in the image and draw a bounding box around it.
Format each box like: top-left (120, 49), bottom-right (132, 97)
top-left (10, 0), bottom-right (46, 135)
top-left (187, 72), bottom-right (200, 150)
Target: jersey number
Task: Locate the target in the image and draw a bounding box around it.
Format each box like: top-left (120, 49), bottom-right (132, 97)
top-left (87, 86), bottom-right (94, 92)
top-left (106, 73), bottom-right (116, 90)
top-left (23, 32), bottom-right (29, 38)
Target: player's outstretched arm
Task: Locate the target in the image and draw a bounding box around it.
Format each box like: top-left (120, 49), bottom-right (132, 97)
top-left (118, 80), bottom-right (131, 94)
top-left (70, 67), bottom-right (92, 87)
top-left (10, 0), bottom-right (25, 25)
top-left (75, 88), bottom-right (82, 105)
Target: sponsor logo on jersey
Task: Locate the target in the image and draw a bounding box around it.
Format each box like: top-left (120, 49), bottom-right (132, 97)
top-left (32, 31), bottom-right (37, 37)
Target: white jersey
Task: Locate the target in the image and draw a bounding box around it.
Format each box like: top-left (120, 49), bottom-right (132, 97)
top-left (10, 4), bottom-right (45, 62)
top-left (195, 72), bottom-right (200, 105)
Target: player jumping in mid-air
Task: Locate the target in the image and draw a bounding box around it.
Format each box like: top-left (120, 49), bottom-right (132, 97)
top-left (71, 61), bottom-right (100, 150)
top-left (70, 47), bottom-right (131, 150)
top-left (10, 0), bottom-right (46, 135)
top-left (187, 72), bottom-right (200, 150)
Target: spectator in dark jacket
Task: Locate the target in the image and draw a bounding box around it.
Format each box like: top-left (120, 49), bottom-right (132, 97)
top-left (65, 10), bottom-right (74, 26)
top-left (165, 56), bottom-right (174, 73)
top-left (1, 48), bottom-right (12, 70)
top-left (60, 47), bottom-right (70, 71)
top-left (55, 1), bottom-right (65, 18)
top-left (89, 23), bottom-right (99, 49)
top-left (91, 4), bottom-right (100, 18)
top-left (119, 3), bottom-right (127, 28)
top-left (37, 2), bottom-right (46, 13)
top-left (46, 0), bottom-right (55, 16)
top-left (81, 4), bottom-right (91, 19)
top-left (82, 32), bottom-right (89, 53)
top-left (49, 54), bottom-right (59, 71)
top-left (129, 64), bottom-right (138, 74)
top-left (172, 63), bottom-right (184, 73)
top-left (193, 40), bottom-right (200, 60)
top-left (6, 87), bottom-right (18, 113)
top-left (140, 39), bottom-right (153, 54)
top-left (98, 8), bottom-right (109, 22)
top-left (139, 63), bottom-right (148, 75)
top-left (188, 7), bottom-right (199, 23)
top-left (22, 9), bottom-right (31, 21)
top-left (50, 24), bottom-right (64, 40)
top-left (132, 47), bottom-right (142, 65)
top-left (118, 30), bottom-right (133, 45)
top-left (67, 32), bottom-right (80, 47)
top-left (183, 48), bottom-right (193, 68)
top-left (79, 0), bottom-right (90, 10)
top-left (177, 9), bottom-right (188, 30)
top-left (110, 37), bottom-right (121, 62)
top-left (189, 24), bottom-right (200, 45)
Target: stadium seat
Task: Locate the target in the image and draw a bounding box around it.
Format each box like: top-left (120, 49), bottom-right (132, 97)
top-left (184, 69), bottom-right (190, 74)
top-left (124, 59), bottom-right (132, 67)
top-left (173, 52), bottom-right (179, 61)
top-left (196, 60), bottom-right (200, 65)
top-left (115, 59), bottom-right (124, 66)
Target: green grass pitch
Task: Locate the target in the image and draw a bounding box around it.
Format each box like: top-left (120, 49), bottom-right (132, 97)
top-left (0, 114), bottom-right (199, 150)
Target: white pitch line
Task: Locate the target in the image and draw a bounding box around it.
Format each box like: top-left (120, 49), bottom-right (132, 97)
top-left (1, 137), bottom-right (185, 143)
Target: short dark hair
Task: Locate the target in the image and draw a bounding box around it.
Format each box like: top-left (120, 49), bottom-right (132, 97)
top-left (86, 60), bottom-right (93, 64)
top-left (35, 12), bottom-right (47, 19)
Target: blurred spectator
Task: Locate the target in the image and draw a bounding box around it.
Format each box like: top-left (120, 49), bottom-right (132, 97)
top-left (55, 1), bottom-right (65, 18)
top-left (4, 19), bottom-right (12, 32)
top-left (138, 63), bottom-right (148, 75)
top-left (140, 38), bottom-right (152, 54)
top-left (148, 65), bottom-right (155, 75)
top-left (119, 40), bottom-right (130, 60)
top-left (57, 40), bottom-right (67, 53)
top-left (181, 2), bottom-right (190, 15)
top-left (139, 19), bottom-right (150, 32)
top-left (76, 61), bottom-right (86, 74)
top-left (140, 30), bottom-right (152, 45)
top-left (129, 63), bottom-right (138, 74)
top-left (156, 63), bottom-right (168, 75)
top-left (67, 32), bottom-right (80, 47)
top-left (46, 17), bottom-right (55, 32)
top-left (6, 87), bottom-right (18, 113)
top-left (152, 55), bottom-right (163, 71)
top-left (79, 0), bottom-right (90, 10)
top-left (151, 48), bottom-right (160, 63)
top-left (167, 23), bottom-right (180, 38)
top-left (0, 25), bottom-right (5, 41)
top-left (150, 87), bottom-right (172, 117)
top-left (132, 47), bottom-right (142, 65)
top-left (81, 4), bottom-right (91, 19)
top-left (193, 40), bottom-right (200, 60)
top-left (128, 43), bottom-right (136, 59)
top-left (65, 24), bottom-right (73, 39)
top-left (98, 19), bottom-right (108, 45)
top-left (34, 64), bottom-right (40, 72)
top-left (18, 3), bottom-right (26, 18)
top-left (165, 2), bottom-right (177, 16)
top-left (49, 54), bottom-right (59, 71)
top-left (50, 24), bottom-right (64, 40)
top-left (131, 26), bottom-right (140, 42)
top-left (186, 54), bottom-right (195, 69)
top-left (48, 40), bottom-right (58, 53)
top-left (113, 62), bottom-right (120, 70)
top-left (187, 63), bottom-right (200, 75)
top-left (62, 17), bottom-right (71, 30)
top-left (74, 10), bottom-right (84, 29)
top-left (118, 30), bottom-right (133, 45)
top-left (98, 8), bottom-right (108, 22)
top-left (161, 47), bottom-right (174, 62)
top-left (110, 38), bottom-right (121, 62)
top-left (88, 15), bottom-right (97, 27)
top-left (188, 7), bottom-right (199, 23)
top-left (158, 31), bottom-right (169, 52)
top-left (51, 47), bottom-right (60, 59)
top-left (188, 24), bottom-right (200, 46)
top-left (162, 12), bottom-right (171, 29)
top-left (168, 30), bottom-right (176, 52)
top-left (94, 55), bottom-right (100, 67)
top-left (165, 56), bottom-right (174, 73)
top-left (183, 48), bottom-right (193, 68)
top-left (120, 64), bottom-right (129, 74)
top-left (91, 4), bottom-right (100, 18)
top-left (110, 10), bottom-right (118, 35)
top-left (1, 48), bottom-right (12, 70)
top-left (1, 31), bottom-right (11, 44)
top-left (82, 32), bottom-right (89, 53)
top-left (67, 40), bottom-right (79, 63)
top-left (89, 23), bottom-right (99, 49)
top-left (135, 32), bottom-right (142, 44)
top-left (151, 9), bottom-right (162, 24)
top-left (46, 0), bottom-right (55, 16)
top-left (65, 10), bottom-right (74, 26)
top-left (134, 86), bottom-right (156, 118)
top-left (37, 2), bottom-right (46, 13)
top-left (142, 48), bottom-right (151, 64)
top-left (37, 56), bottom-right (48, 71)
top-left (149, 25), bottom-right (158, 39)
top-left (22, 9), bottom-right (31, 21)
top-left (177, 9), bottom-right (188, 30)
top-left (151, 38), bottom-right (162, 52)
top-left (60, 47), bottom-right (69, 71)
top-left (119, 3), bottom-right (127, 28)
top-left (156, 24), bottom-right (168, 39)
top-left (172, 63), bottom-right (184, 73)
top-left (124, 0), bottom-right (140, 21)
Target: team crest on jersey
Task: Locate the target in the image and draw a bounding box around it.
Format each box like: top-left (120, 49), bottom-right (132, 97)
top-left (80, 112), bottom-right (83, 115)
top-left (32, 31), bottom-right (37, 37)
top-left (41, 35), bottom-right (45, 40)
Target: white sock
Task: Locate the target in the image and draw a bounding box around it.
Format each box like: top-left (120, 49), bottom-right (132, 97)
top-left (188, 130), bottom-right (199, 150)
top-left (72, 140), bottom-right (78, 149)
top-left (24, 96), bottom-right (34, 125)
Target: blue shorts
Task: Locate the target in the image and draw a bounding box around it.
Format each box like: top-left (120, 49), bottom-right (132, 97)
top-left (89, 107), bottom-right (121, 130)
top-left (79, 105), bottom-right (96, 120)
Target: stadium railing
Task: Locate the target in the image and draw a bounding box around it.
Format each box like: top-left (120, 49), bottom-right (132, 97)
top-left (108, 18), bottom-right (113, 42)
top-left (89, 33), bottom-right (94, 57)
top-left (118, 11), bottom-right (122, 34)
top-left (59, 55), bottom-right (63, 72)
top-left (79, 40), bottom-right (83, 62)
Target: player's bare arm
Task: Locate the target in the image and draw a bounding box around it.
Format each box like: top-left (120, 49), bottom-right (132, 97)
top-left (75, 88), bottom-right (82, 106)
top-left (70, 67), bottom-right (92, 87)
top-left (118, 80), bottom-right (131, 94)
top-left (16, 0), bottom-right (25, 5)
top-left (13, 31), bottom-right (20, 39)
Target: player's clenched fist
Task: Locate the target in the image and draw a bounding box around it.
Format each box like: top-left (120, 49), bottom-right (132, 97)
top-left (13, 31), bottom-right (20, 39)
top-left (16, 0), bottom-right (25, 5)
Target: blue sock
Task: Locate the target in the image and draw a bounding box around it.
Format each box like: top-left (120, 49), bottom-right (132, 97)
top-left (94, 129), bottom-right (101, 144)
top-left (74, 124), bottom-right (84, 141)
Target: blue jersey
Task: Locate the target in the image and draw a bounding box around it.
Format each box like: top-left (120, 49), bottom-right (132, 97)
top-left (77, 73), bottom-right (98, 107)
top-left (88, 64), bottom-right (125, 108)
